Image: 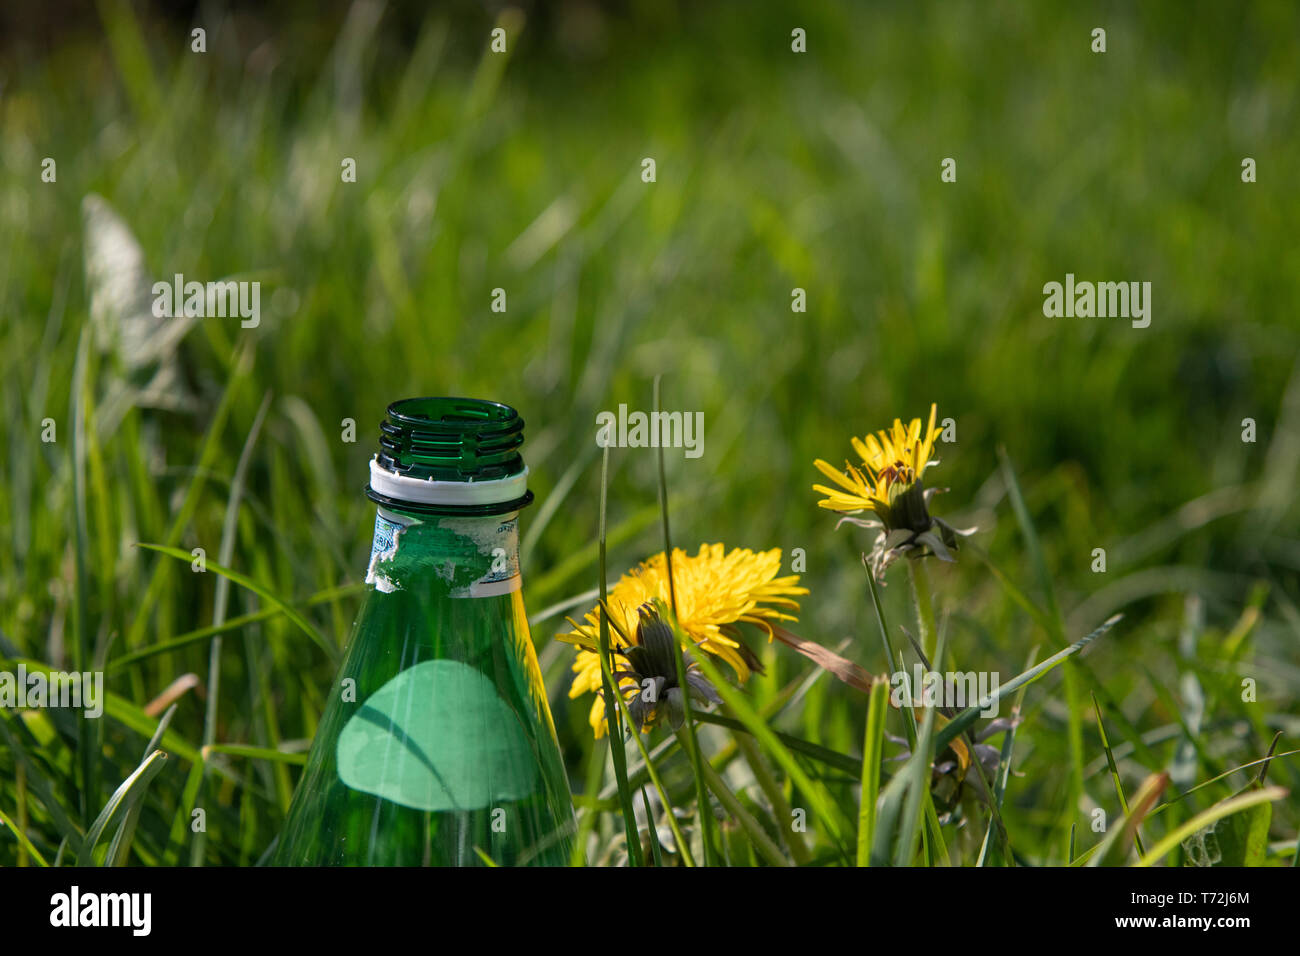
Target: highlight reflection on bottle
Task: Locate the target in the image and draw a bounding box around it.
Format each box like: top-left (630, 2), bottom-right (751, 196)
top-left (272, 398), bottom-right (575, 866)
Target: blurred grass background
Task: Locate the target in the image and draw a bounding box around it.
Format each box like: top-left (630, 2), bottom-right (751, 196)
top-left (2, 0), bottom-right (1298, 865)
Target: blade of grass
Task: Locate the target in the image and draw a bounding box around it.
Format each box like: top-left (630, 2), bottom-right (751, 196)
top-left (202, 744), bottom-right (308, 765)
top-left (193, 391), bottom-right (271, 867)
top-left (69, 327), bottom-right (96, 825)
top-left (0, 657), bottom-right (212, 771)
top-left (870, 759), bottom-right (909, 866)
top-left (77, 749), bottom-right (169, 866)
top-left (908, 560), bottom-right (938, 665)
top-left (734, 731), bottom-right (812, 864)
top-left (690, 742), bottom-right (790, 866)
top-left (101, 686), bottom-right (203, 767)
top-left (654, 374), bottom-right (717, 865)
top-left (520, 443), bottom-right (596, 567)
top-left (594, 444), bottom-right (642, 866)
top-left (136, 544), bottom-right (336, 662)
top-left (123, 344), bottom-right (251, 651)
top-left (162, 759), bottom-right (205, 866)
top-left (105, 797), bottom-right (147, 866)
top-left (1140, 662), bottom-right (1217, 783)
top-left (15, 760), bottom-right (28, 868)
top-left (528, 503), bottom-right (659, 605)
top-left (1254, 731), bottom-right (1283, 787)
top-left (104, 702), bottom-right (182, 866)
top-left (998, 448), bottom-right (1064, 629)
top-left (906, 567), bottom-right (956, 867)
top-left (608, 676), bottom-right (696, 866)
top-left (601, 664), bottom-right (829, 800)
top-left (1147, 750), bottom-right (1300, 819)
top-left (570, 726), bottom-right (609, 866)
top-left (856, 675), bottom-right (890, 865)
top-left (109, 583), bottom-right (363, 671)
top-left (142, 703), bottom-right (178, 761)
top-left (933, 614), bottom-right (1120, 754)
top-left (95, 0), bottom-right (161, 119)
top-left (694, 711), bottom-right (860, 774)
top-left (976, 647), bottom-right (1037, 866)
top-left (687, 646), bottom-right (853, 854)
top-left (967, 542), bottom-right (1056, 635)
top-left (921, 789), bottom-right (951, 866)
top-left (642, 785), bottom-right (664, 866)
top-left (1087, 772), bottom-right (1167, 867)
top-left (1134, 786), bottom-right (1288, 867)
top-left (0, 802), bottom-right (50, 867)
top-left (0, 712), bottom-right (85, 854)
top-left (865, 560), bottom-right (918, 746)
top-left (1093, 691), bottom-right (1143, 856)
top-left (895, 628), bottom-right (944, 866)
top-left (974, 543), bottom-right (1160, 768)
top-left (999, 446), bottom-right (1085, 844)
top-left (529, 588), bottom-right (601, 629)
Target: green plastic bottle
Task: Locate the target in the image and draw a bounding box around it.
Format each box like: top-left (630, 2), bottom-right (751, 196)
top-left (272, 397), bottom-right (575, 865)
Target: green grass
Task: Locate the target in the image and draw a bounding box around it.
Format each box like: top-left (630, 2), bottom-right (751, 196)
top-left (1, 0), bottom-right (1298, 866)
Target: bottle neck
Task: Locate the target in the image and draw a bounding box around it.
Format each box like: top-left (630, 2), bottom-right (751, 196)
top-left (366, 397), bottom-right (533, 516)
top-left (367, 457), bottom-right (532, 517)
top-left (366, 505), bottom-right (522, 599)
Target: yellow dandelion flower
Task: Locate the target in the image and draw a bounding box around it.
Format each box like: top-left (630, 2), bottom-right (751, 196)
top-left (560, 543), bottom-right (808, 737)
top-left (812, 403), bottom-right (939, 522)
top-left (812, 403), bottom-right (974, 579)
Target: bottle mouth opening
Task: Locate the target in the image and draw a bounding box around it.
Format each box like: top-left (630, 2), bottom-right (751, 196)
top-left (367, 397), bottom-right (533, 515)
top-left (386, 397), bottom-right (519, 432)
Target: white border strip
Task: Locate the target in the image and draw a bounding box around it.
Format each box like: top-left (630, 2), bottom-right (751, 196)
top-left (458, 575), bottom-right (522, 599)
top-left (369, 456), bottom-right (528, 507)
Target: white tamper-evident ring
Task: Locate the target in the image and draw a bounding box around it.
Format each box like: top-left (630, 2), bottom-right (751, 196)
top-left (368, 456), bottom-right (529, 507)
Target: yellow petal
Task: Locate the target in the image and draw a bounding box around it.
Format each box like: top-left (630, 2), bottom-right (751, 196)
top-left (813, 458), bottom-right (867, 495)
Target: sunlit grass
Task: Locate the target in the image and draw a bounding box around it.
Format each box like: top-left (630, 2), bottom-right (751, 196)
top-left (1, 1), bottom-right (1298, 866)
